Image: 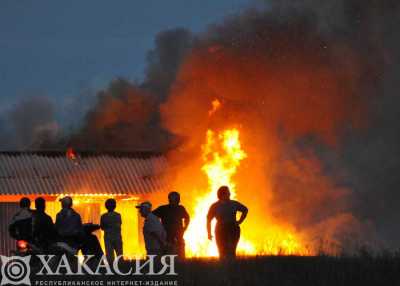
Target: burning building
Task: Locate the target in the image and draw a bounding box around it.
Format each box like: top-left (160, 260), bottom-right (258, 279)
top-left (0, 151), bottom-right (169, 256)
top-left (0, 2), bottom-right (386, 258)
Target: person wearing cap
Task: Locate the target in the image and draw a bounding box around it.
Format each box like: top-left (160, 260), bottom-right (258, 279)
top-left (55, 196), bottom-right (83, 247)
top-left (153, 191), bottom-right (190, 258)
top-left (100, 198), bottom-right (123, 263)
top-left (136, 201), bottom-right (166, 256)
top-left (207, 186), bottom-right (248, 260)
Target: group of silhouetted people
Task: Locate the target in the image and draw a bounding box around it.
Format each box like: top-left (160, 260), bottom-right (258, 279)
top-left (9, 197), bottom-right (57, 250)
top-left (9, 185), bottom-right (248, 261)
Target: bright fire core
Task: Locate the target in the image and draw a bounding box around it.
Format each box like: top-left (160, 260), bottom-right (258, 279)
top-left (184, 128), bottom-right (310, 257)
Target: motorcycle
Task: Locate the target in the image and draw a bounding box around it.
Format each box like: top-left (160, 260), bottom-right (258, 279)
top-left (13, 239), bottom-right (41, 256)
top-left (12, 223), bottom-right (103, 273)
top-left (47, 223), bottom-right (104, 272)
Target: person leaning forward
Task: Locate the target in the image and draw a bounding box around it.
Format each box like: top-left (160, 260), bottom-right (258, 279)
top-left (136, 201), bottom-right (166, 256)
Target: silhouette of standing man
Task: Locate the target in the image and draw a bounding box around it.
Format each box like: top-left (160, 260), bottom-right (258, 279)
top-left (33, 197), bottom-right (56, 250)
top-left (55, 196), bottom-right (83, 248)
top-left (207, 186), bottom-right (248, 260)
top-left (100, 198), bottom-right (123, 263)
top-left (153, 192), bottom-right (190, 258)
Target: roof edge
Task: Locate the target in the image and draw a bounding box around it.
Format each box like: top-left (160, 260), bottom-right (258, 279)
top-left (0, 150), bottom-right (163, 158)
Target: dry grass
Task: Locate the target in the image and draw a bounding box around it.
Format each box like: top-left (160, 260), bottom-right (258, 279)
top-left (174, 254), bottom-right (400, 286)
top-left (26, 252), bottom-right (400, 286)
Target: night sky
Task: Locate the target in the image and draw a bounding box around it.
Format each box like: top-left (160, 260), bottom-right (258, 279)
top-left (0, 0), bottom-right (253, 113)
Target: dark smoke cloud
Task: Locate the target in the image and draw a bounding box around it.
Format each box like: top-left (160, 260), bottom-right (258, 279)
top-left (0, 28), bottom-right (193, 152)
top-left (0, 116), bottom-right (13, 150)
top-left (265, 0), bottom-right (400, 248)
top-left (142, 28), bottom-right (193, 99)
top-left (68, 28), bottom-right (193, 151)
top-left (68, 78), bottom-right (171, 151)
top-left (4, 96), bottom-right (60, 150)
top-left (341, 54), bottom-right (400, 247)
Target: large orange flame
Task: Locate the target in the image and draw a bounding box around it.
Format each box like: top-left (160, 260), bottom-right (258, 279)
top-left (184, 126), bottom-right (310, 257)
top-left (184, 128), bottom-right (254, 257)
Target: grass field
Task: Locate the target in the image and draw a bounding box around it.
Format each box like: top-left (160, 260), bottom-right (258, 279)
top-left (23, 253), bottom-right (400, 286)
top-left (174, 255), bottom-right (400, 286)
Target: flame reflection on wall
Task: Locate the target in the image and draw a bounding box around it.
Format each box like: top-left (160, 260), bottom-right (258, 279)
top-left (46, 195), bottom-right (145, 258)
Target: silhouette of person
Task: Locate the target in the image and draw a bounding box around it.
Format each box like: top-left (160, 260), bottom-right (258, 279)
top-left (9, 197), bottom-right (33, 242)
top-left (32, 197), bottom-right (56, 249)
top-left (153, 191), bottom-right (190, 258)
top-left (207, 186), bottom-right (248, 260)
top-left (136, 201), bottom-right (166, 256)
top-left (55, 196), bottom-right (83, 247)
top-left (100, 198), bottom-right (123, 263)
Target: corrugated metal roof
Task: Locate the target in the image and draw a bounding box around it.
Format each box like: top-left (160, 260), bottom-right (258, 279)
top-left (0, 151), bottom-right (170, 196)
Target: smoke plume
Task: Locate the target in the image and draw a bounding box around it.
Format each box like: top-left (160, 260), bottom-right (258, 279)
top-left (266, 0), bottom-right (400, 249)
top-left (143, 28), bottom-right (193, 99)
top-left (68, 28), bottom-right (193, 151)
top-left (1, 96), bottom-right (60, 150)
top-left (160, 1), bottom-right (400, 251)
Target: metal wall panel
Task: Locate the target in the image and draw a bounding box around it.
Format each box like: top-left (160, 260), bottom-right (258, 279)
top-left (0, 203), bottom-right (19, 255)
